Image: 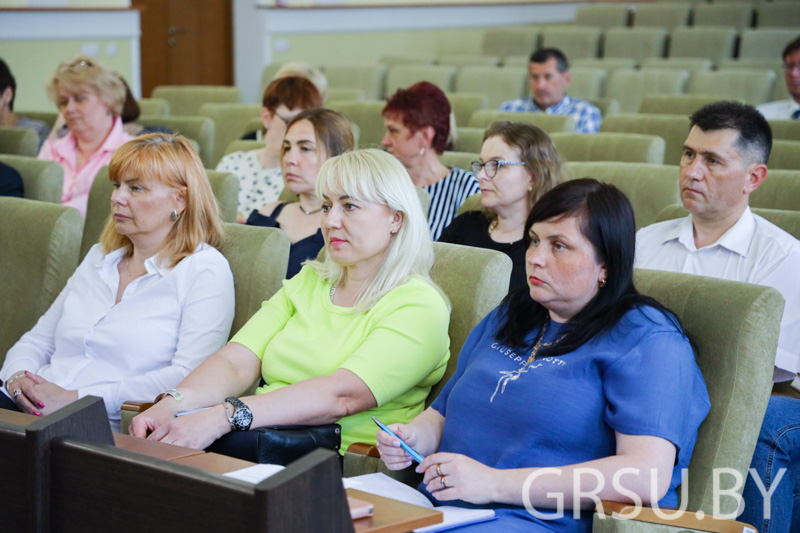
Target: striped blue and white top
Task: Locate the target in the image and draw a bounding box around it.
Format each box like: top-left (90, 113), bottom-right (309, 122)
top-left (425, 167), bottom-right (480, 241)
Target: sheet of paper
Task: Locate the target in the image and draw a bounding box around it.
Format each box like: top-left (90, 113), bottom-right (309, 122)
top-left (414, 507), bottom-right (496, 532)
top-left (223, 463), bottom-right (285, 483)
top-left (344, 473), bottom-right (434, 509)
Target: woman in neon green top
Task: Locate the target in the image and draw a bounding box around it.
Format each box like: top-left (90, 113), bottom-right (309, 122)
top-left (130, 148), bottom-right (451, 452)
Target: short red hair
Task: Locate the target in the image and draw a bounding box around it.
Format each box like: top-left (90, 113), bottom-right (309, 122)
top-left (262, 75), bottom-right (322, 111)
top-left (382, 81), bottom-right (451, 154)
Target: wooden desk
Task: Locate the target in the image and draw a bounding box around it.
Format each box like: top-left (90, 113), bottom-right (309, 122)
top-left (113, 432), bottom-right (205, 461)
top-left (174, 450), bottom-right (442, 533)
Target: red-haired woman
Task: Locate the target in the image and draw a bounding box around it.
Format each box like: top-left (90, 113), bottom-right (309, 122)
top-left (216, 76), bottom-right (323, 222)
top-left (382, 82), bottom-right (479, 240)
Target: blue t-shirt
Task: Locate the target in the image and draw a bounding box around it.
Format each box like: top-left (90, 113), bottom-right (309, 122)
top-left (425, 304), bottom-right (710, 533)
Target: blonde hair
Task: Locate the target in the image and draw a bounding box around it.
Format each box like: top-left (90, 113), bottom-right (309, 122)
top-left (308, 148), bottom-right (444, 311)
top-left (274, 62), bottom-right (328, 100)
top-left (46, 55), bottom-right (126, 116)
top-left (100, 133), bottom-right (225, 267)
top-left (482, 121), bottom-right (565, 217)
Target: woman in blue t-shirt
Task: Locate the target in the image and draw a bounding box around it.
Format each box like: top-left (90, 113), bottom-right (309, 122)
top-left (377, 178), bottom-right (710, 533)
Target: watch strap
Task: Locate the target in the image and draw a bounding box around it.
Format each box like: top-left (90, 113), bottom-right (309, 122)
top-left (224, 396), bottom-right (253, 431)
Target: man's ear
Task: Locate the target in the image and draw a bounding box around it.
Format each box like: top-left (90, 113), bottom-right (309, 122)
top-left (563, 71), bottom-right (572, 87)
top-left (0, 86), bottom-right (13, 106)
top-left (743, 163), bottom-right (768, 195)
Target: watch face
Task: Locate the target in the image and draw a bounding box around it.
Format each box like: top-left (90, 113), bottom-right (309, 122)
top-left (233, 407), bottom-right (253, 430)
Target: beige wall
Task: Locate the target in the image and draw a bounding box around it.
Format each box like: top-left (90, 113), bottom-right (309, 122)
top-left (1, 40), bottom-right (134, 112)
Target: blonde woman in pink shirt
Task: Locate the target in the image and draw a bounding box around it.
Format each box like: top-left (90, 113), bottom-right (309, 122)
top-left (38, 56), bottom-right (133, 216)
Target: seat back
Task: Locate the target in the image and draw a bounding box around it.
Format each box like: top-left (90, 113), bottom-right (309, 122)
top-left (669, 26), bottom-right (738, 66)
top-left (206, 170), bottom-right (239, 224)
top-left (324, 65), bottom-right (387, 101)
top-left (656, 203), bottom-right (800, 240)
top-left (456, 66), bottom-right (529, 109)
top-left (633, 2), bottom-right (692, 30)
top-left (0, 197), bottom-right (83, 363)
top-left (219, 224), bottom-right (290, 335)
top-left (439, 151), bottom-right (479, 175)
top-left (151, 85), bottom-right (242, 117)
top-left (138, 98), bottom-right (170, 116)
top-left (552, 132), bottom-right (665, 165)
top-left (571, 57), bottom-right (638, 75)
top-left (567, 161), bottom-right (680, 229)
top-left (136, 115), bottom-right (216, 168)
top-left (574, 3), bottom-right (631, 29)
top-left (482, 27), bottom-right (540, 58)
top-left (587, 97), bottom-right (620, 117)
top-left (693, 3), bottom-right (754, 32)
top-left (632, 269), bottom-right (781, 516)
top-left (437, 55), bottom-right (501, 68)
top-left (15, 110), bottom-right (59, 128)
top-left (384, 64), bottom-right (457, 98)
top-left (379, 54), bottom-right (436, 67)
top-left (769, 120), bottom-right (800, 142)
top-left (601, 113), bottom-right (691, 165)
top-left (326, 100), bottom-right (386, 148)
top-left (540, 26), bottom-right (603, 60)
top-left (603, 28), bottom-right (669, 63)
top-left (198, 103), bottom-right (261, 166)
top-left (428, 242), bottom-right (511, 404)
top-left (454, 127), bottom-right (486, 153)
top-left (739, 28), bottom-right (799, 59)
top-left (0, 126), bottom-right (39, 157)
top-left (756, 3), bottom-right (800, 28)
top-left (768, 140), bottom-right (800, 171)
top-left (750, 169), bottom-right (800, 211)
top-left (606, 69), bottom-right (689, 114)
top-left (640, 57), bottom-right (714, 74)
top-left (468, 110), bottom-right (576, 134)
top-left (568, 67), bottom-right (606, 100)
top-left (638, 94), bottom-right (740, 116)
top-left (325, 87), bottom-right (366, 103)
top-left (688, 71), bottom-right (776, 106)
top-left (0, 154), bottom-right (63, 203)
top-left (445, 92), bottom-right (488, 129)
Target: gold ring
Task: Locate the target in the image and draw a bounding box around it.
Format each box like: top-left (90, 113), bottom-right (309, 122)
top-left (436, 464), bottom-right (443, 477)
top-left (441, 476), bottom-right (447, 489)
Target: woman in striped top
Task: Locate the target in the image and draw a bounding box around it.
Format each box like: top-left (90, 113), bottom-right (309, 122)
top-left (382, 82), bottom-right (479, 240)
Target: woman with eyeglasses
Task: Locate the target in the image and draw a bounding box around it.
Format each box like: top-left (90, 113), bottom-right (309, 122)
top-left (216, 76), bottom-right (322, 223)
top-left (439, 121), bottom-right (564, 291)
top-left (38, 56), bottom-right (134, 216)
top-left (382, 82), bottom-right (480, 240)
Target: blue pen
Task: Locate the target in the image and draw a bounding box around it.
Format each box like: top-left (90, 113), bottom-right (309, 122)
top-left (372, 416), bottom-right (426, 463)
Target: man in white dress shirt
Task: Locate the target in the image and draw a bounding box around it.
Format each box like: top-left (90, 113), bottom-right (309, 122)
top-left (757, 35), bottom-right (800, 120)
top-left (635, 101), bottom-right (800, 533)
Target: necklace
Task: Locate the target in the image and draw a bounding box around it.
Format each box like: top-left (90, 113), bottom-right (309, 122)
top-left (488, 218), bottom-right (516, 245)
top-left (490, 318), bottom-right (568, 402)
top-left (124, 259), bottom-right (147, 278)
top-left (298, 203), bottom-right (323, 216)
top-left (329, 283), bottom-right (338, 302)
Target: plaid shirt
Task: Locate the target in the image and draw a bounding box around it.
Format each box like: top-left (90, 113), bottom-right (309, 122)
top-left (498, 95), bottom-right (602, 134)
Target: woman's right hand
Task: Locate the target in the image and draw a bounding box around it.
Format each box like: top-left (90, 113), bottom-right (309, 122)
top-left (376, 423), bottom-right (417, 470)
top-left (129, 400), bottom-right (178, 438)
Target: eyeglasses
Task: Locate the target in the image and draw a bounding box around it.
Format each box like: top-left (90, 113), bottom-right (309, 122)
top-left (784, 63), bottom-right (800, 73)
top-left (471, 160), bottom-right (525, 178)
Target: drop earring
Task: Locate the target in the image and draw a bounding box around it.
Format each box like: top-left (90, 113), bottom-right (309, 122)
top-left (419, 146), bottom-right (426, 156)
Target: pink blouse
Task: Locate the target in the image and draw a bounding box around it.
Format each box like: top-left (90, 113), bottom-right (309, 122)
top-left (38, 116), bottom-right (133, 216)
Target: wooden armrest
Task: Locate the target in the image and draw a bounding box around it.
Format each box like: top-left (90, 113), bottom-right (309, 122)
top-left (121, 401), bottom-right (154, 413)
top-left (596, 501), bottom-right (757, 533)
top-left (346, 442), bottom-right (380, 458)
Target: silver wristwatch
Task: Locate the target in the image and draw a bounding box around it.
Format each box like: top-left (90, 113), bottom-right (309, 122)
top-left (223, 397), bottom-right (253, 431)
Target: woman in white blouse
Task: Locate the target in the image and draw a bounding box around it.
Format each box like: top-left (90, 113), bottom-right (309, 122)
top-left (0, 133), bottom-right (235, 431)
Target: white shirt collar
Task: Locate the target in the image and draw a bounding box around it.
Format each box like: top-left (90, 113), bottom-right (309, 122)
top-left (667, 207), bottom-right (756, 257)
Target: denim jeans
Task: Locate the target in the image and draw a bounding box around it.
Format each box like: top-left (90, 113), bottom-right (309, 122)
top-left (739, 395), bottom-right (800, 533)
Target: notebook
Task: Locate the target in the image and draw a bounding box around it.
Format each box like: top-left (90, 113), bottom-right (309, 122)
top-left (344, 473), bottom-right (496, 532)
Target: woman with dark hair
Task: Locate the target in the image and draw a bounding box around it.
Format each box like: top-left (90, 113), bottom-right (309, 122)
top-left (382, 82), bottom-right (479, 240)
top-left (246, 107), bottom-right (355, 277)
top-left (216, 75), bottom-right (322, 222)
top-left (439, 121), bottom-right (564, 291)
top-left (378, 178), bottom-right (710, 532)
